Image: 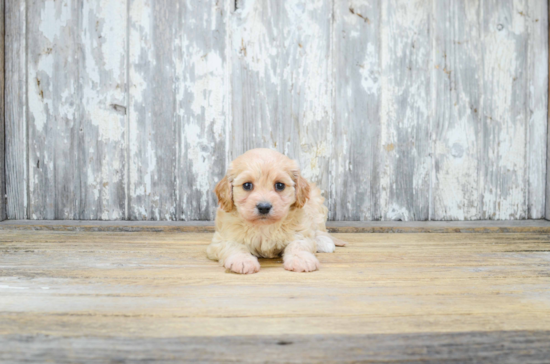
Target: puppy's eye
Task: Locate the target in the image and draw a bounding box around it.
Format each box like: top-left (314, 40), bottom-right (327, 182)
top-left (242, 182), bottom-right (253, 191)
top-left (275, 182), bottom-right (285, 191)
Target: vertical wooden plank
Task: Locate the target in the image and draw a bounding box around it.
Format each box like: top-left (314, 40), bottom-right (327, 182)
top-left (0, 0), bottom-right (5, 221)
top-left (176, 1), bottom-right (228, 220)
top-left (25, 0), bottom-right (128, 220)
top-left (378, 0), bottom-right (431, 221)
top-left (27, 0), bottom-right (80, 219)
top-left (479, 0), bottom-right (529, 219)
top-left (229, 0), bottom-right (279, 158)
top-left (5, 0), bottom-right (27, 219)
top-left (526, 0), bottom-right (548, 219)
top-left (432, 1), bottom-right (481, 220)
top-left (78, 0), bottom-right (127, 219)
top-left (547, 0), bottom-right (550, 220)
top-left (231, 0), bottom-right (333, 194)
top-left (129, 0), bottom-right (229, 221)
top-left (331, 0), bottom-right (381, 221)
top-left (128, 0), bottom-right (178, 220)
top-left (527, 0), bottom-right (548, 219)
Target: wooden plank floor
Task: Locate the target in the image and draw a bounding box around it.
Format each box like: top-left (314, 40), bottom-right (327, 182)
top-left (1, 230), bottom-right (549, 363)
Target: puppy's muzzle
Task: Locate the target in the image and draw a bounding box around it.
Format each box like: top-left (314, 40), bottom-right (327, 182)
top-left (256, 202), bottom-right (272, 215)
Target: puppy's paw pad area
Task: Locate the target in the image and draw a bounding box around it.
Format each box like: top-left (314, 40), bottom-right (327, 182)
top-left (284, 252), bottom-right (320, 272)
top-left (224, 254), bottom-right (260, 274)
top-left (316, 235), bottom-right (335, 253)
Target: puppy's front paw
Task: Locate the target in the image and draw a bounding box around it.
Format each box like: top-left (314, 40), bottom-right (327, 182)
top-left (316, 235), bottom-right (335, 253)
top-left (284, 251), bottom-right (320, 272)
top-left (224, 253), bottom-right (260, 274)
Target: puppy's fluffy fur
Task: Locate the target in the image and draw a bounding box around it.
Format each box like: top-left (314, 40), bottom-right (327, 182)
top-left (206, 148), bottom-right (345, 274)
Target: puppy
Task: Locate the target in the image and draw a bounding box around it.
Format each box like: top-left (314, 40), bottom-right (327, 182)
top-left (206, 148), bottom-right (345, 274)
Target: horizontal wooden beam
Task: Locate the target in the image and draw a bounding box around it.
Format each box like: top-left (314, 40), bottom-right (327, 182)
top-left (1, 220), bottom-right (550, 234)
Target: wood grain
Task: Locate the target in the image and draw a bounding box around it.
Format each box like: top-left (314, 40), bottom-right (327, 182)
top-left (480, 0), bottom-right (528, 219)
top-left (128, 0), bottom-right (228, 221)
top-left (0, 0), bottom-right (5, 221)
top-left (432, 0), bottom-right (481, 220)
top-left (78, 0), bottom-right (128, 220)
top-left (0, 230), bottom-right (549, 361)
top-left (176, 0), bottom-right (229, 221)
top-left (331, 0), bottom-right (381, 221)
top-left (1, 331), bottom-right (549, 363)
top-left (128, 0), bottom-right (178, 220)
top-left (231, 0), bottom-right (333, 193)
top-left (547, 0), bottom-right (550, 221)
top-left (2, 0), bottom-right (549, 221)
top-left (379, 0), bottom-right (432, 221)
top-left (27, 0), bottom-right (81, 219)
top-left (25, 0), bottom-right (128, 220)
top-left (527, 0), bottom-right (548, 219)
top-left (5, 0), bottom-right (27, 219)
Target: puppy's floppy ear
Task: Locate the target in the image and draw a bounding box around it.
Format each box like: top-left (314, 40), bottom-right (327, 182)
top-left (292, 170), bottom-right (310, 209)
top-left (215, 175), bottom-right (234, 212)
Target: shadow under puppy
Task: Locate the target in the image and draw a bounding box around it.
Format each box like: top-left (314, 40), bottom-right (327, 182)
top-left (207, 148), bottom-right (345, 274)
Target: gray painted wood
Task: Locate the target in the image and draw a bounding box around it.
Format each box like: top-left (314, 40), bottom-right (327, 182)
top-left (0, 0), bottom-right (5, 221)
top-left (175, 0), bottom-right (229, 221)
top-left (378, 0), bottom-right (432, 221)
top-left (128, 0), bottom-right (178, 220)
top-left (128, 0), bottom-right (228, 221)
top-left (78, 0), bottom-right (128, 220)
top-left (5, 0), bottom-right (27, 220)
top-left (331, 0), bottom-right (381, 221)
top-left (27, 0), bottom-right (82, 219)
top-left (3, 0), bottom-right (549, 221)
top-left (539, 4), bottom-right (550, 220)
top-left (231, 0), bottom-right (333, 193)
top-left (480, 0), bottom-right (529, 220)
top-left (528, 0), bottom-right (548, 219)
top-left (27, 0), bottom-right (127, 220)
top-left (432, 0), bottom-right (482, 220)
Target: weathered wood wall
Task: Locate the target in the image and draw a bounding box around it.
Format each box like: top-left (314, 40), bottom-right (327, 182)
top-left (547, 0), bottom-right (550, 221)
top-left (4, 0), bottom-right (549, 221)
top-left (0, 0), bottom-right (5, 221)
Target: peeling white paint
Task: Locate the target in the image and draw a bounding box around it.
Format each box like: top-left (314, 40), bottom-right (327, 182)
top-left (99, 0), bottom-right (126, 79)
top-left (379, 0), bottom-right (431, 221)
top-left (359, 43), bottom-right (379, 95)
top-left (527, 0), bottom-right (548, 219)
top-left (9, 0), bottom-right (549, 221)
top-left (431, 0), bottom-right (482, 221)
top-left (39, 1), bottom-right (71, 43)
top-left (182, 123), bottom-right (211, 209)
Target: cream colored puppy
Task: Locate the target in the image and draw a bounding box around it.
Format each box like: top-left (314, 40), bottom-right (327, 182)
top-left (206, 148), bottom-right (345, 274)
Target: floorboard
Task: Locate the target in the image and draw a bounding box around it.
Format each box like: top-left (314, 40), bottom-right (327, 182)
top-left (1, 230), bottom-right (549, 362)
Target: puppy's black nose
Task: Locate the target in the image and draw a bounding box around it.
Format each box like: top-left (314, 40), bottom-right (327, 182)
top-left (257, 202), bottom-right (272, 215)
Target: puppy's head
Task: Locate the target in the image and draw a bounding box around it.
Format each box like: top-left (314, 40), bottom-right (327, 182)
top-left (215, 149), bottom-right (310, 224)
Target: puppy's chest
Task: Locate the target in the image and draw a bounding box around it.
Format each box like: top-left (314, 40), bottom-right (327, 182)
top-left (243, 228), bottom-right (293, 258)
